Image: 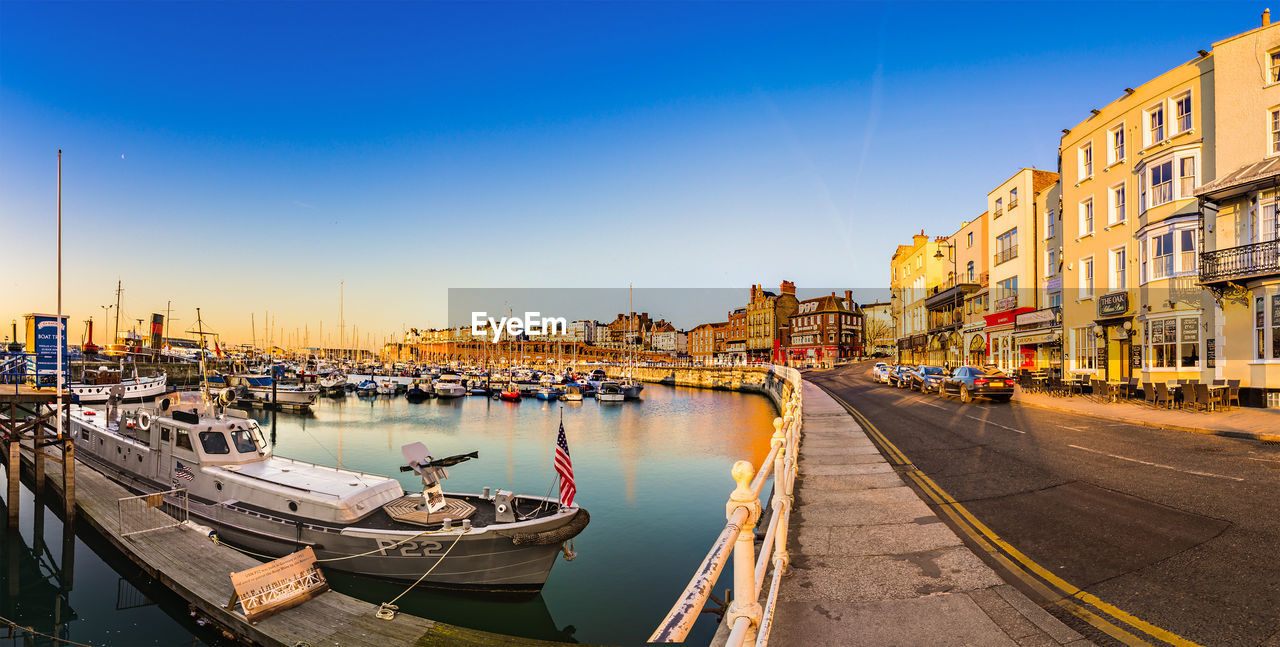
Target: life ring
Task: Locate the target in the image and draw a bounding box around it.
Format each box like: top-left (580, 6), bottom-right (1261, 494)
top-left (137, 410), bottom-right (153, 431)
top-left (218, 387), bottom-right (236, 406)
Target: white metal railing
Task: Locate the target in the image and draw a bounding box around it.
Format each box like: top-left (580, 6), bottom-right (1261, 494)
top-left (650, 366), bottom-right (802, 646)
top-left (118, 488), bottom-right (188, 538)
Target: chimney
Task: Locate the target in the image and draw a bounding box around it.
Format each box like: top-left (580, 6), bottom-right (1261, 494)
top-left (780, 280), bottom-right (796, 296)
top-left (1266, 8), bottom-right (1272, 25)
top-left (845, 290), bottom-right (853, 306)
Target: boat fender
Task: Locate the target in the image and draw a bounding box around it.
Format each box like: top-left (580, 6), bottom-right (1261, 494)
top-left (181, 520), bottom-right (217, 539)
top-left (509, 508), bottom-right (591, 546)
top-left (137, 410), bottom-right (153, 431)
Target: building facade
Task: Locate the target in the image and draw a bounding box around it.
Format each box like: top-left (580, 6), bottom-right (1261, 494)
top-left (746, 282), bottom-right (799, 362)
top-left (891, 232), bottom-right (948, 365)
top-left (986, 168), bottom-right (1060, 372)
top-left (956, 212), bottom-right (990, 366)
top-left (786, 291), bottom-right (864, 366)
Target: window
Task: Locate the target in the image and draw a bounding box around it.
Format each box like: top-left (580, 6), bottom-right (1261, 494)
top-left (995, 197), bottom-right (1003, 217)
top-left (1174, 92), bottom-right (1192, 134)
top-left (1152, 232), bottom-right (1174, 279)
top-left (1080, 257), bottom-right (1094, 298)
top-left (997, 277), bottom-right (1018, 303)
top-left (160, 426), bottom-right (171, 443)
top-left (1272, 294), bottom-right (1280, 359)
top-left (1269, 109), bottom-right (1280, 157)
top-left (1272, 50), bottom-right (1280, 83)
top-left (232, 429), bottom-right (260, 453)
top-left (1180, 229), bottom-right (1196, 272)
top-left (1148, 104), bottom-right (1165, 145)
top-left (966, 261), bottom-right (975, 282)
top-left (1047, 248), bottom-right (1058, 276)
top-left (1046, 208), bottom-right (1056, 239)
top-left (996, 227), bottom-right (1018, 265)
top-left (967, 231), bottom-right (973, 247)
top-left (1108, 124), bottom-right (1125, 164)
top-left (199, 431), bottom-right (231, 455)
top-left (1258, 297), bottom-right (1266, 360)
top-left (1079, 142), bottom-right (1093, 178)
top-left (1009, 187), bottom-right (1018, 208)
top-left (1139, 170), bottom-right (1147, 213)
top-left (176, 429), bottom-right (193, 452)
top-left (1150, 160), bottom-right (1174, 206)
top-left (1073, 327), bottom-right (1096, 371)
top-left (1110, 247), bottom-right (1126, 290)
top-left (1146, 317), bottom-right (1198, 369)
top-left (1049, 293), bottom-right (1063, 309)
top-left (1079, 198), bottom-right (1094, 235)
top-left (1179, 157), bottom-right (1196, 196)
top-left (1109, 183), bottom-right (1126, 224)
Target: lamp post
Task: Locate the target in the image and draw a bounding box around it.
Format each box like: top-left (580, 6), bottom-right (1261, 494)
top-left (934, 243), bottom-right (959, 369)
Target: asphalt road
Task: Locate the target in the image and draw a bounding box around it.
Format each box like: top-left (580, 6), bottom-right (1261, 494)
top-left (808, 361), bottom-right (1280, 647)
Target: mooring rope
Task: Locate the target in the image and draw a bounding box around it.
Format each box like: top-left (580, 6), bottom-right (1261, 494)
top-left (0, 615), bottom-right (100, 647)
top-left (383, 528), bottom-right (469, 607)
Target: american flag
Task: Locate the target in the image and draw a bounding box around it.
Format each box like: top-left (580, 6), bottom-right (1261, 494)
top-left (174, 461), bottom-right (195, 481)
top-left (554, 421), bottom-right (576, 508)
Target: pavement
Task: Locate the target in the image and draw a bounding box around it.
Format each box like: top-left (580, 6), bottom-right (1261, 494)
top-left (1011, 386), bottom-right (1280, 441)
top-left (803, 362), bottom-right (1280, 647)
top-left (770, 380), bottom-right (1095, 647)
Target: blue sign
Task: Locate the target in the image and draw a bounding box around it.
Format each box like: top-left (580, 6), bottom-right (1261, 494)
top-left (24, 314), bottom-right (67, 386)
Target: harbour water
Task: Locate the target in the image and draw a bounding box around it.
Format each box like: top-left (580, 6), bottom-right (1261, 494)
top-left (1, 383), bottom-right (777, 646)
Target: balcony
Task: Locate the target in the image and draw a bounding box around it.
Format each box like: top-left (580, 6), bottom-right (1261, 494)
top-left (993, 246), bottom-right (1018, 267)
top-left (1200, 239), bottom-right (1280, 285)
top-left (925, 282), bottom-right (980, 311)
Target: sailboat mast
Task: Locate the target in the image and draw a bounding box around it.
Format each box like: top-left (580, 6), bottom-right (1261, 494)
top-left (113, 279), bottom-right (122, 349)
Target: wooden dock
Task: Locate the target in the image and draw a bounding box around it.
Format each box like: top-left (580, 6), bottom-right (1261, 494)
top-left (10, 443), bottom-right (577, 647)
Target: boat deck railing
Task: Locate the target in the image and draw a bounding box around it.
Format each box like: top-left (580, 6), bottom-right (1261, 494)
top-left (649, 365), bottom-right (801, 647)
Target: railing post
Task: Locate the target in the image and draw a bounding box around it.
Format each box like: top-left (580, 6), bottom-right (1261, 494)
top-left (726, 460), bottom-right (763, 643)
top-left (771, 417), bottom-right (791, 576)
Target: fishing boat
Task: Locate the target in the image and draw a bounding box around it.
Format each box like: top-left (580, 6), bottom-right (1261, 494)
top-left (433, 374), bottom-right (467, 398)
top-left (595, 381), bottom-right (625, 402)
top-left (561, 383), bottom-right (584, 402)
top-left (68, 366), bottom-right (169, 404)
top-left (67, 401), bottom-right (588, 591)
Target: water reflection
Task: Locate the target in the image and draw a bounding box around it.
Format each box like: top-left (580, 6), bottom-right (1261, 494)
top-left (255, 384), bottom-right (776, 646)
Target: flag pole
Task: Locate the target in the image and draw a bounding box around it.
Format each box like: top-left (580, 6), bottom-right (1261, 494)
top-left (56, 149), bottom-right (63, 440)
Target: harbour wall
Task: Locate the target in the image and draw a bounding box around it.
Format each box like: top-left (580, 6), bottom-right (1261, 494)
top-left (628, 365), bottom-right (797, 414)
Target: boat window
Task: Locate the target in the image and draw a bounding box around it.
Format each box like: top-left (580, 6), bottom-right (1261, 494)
top-left (175, 429), bottom-right (193, 452)
top-left (230, 429), bottom-right (257, 453)
top-left (199, 431), bottom-right (231, 455)
top-left (160, 426), bottom-right (171, 443)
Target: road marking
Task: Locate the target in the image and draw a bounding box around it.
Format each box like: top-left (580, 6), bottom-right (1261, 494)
top-left (963, 414), bottom-right (1026, 434)
top-left (1067, 445), bottom-right (1243, 482)
top-left (816, 384), bottom-right (1206, 647)
top-left (1244, 456), bottom-right (1280, 464)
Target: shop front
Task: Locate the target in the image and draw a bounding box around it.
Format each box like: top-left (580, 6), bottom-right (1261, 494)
top-left (983, 307), bottom-right (1034, 373)
top-left (965, 330), bottom-right (987, 367)
top-left (1014, 307), bottom-right (1062, 372)
top-left (1094, 291), bottom-right (1137, 382)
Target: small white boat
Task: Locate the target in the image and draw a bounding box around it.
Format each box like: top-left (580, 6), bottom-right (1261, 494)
top-left (561, 383), bottom-right (584, 402)
top-left (433, 374), bottom-right (467, 398)
top-left (595, 381), bottom-right (624, 402)
top-left (68, 367), bottom-right (168, 404)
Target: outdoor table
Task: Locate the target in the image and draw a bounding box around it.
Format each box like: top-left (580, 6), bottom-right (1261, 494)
top-left (1207, 384), bottom-right (1229, 411)
top-left (1106, 381), bottom-right (1126, 403)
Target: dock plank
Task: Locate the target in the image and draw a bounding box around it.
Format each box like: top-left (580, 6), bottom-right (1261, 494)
top-left (13, 444), bottom-right (576, 647)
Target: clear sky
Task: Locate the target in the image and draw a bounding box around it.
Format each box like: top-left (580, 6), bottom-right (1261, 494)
top-left (0, 1), bottom-right (1260, 346)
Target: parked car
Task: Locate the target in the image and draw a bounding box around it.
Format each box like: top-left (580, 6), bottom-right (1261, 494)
top-left (871, 362), bottom-right (890, 382)
top-left (940, 366), bottom-right (1015, 402)
top-left (887, 365), bottom-right (913, 388)
top-left (908, 365), bottom-right (947, 393)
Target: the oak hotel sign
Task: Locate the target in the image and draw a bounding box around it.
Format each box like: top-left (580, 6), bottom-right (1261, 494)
top-left (1097, 292), bottom-right (1129, 318)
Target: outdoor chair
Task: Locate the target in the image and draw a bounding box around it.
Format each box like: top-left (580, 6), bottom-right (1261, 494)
top-left (1194, 383), bottom-right (1214, 412)
top-left (1181, 384), bottom-right (1198, 411)
top-left (1154, 382), bottom-right (1174, 409)
top-left (1128, 377), bottom-right (1140, 399)
top-left (1213, 379), bottom-right (1226, 386)
top-left (1228, 380), bottom-right (1241, 409)
top-left (1142, 382), bottom-right (1155, 407)
top-left (1095, 381), bottom-right (1111, 403)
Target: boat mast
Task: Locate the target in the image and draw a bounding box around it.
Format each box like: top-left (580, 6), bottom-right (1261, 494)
top-left (56, 149), bottom-right (63, 440)
top-left (113, 279), bottom-right (122, 350)
top-left (164, 300), bottom-right (172, 360)
top-left (196, 307), bottom-right (209, 409)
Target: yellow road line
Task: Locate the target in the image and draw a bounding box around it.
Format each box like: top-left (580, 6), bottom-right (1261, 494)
top-left (817, 384), bottom-right (1204, 647)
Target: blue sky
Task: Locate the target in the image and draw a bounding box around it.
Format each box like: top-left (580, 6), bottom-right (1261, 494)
top-left (0, 1), bottom-right (1259, 345)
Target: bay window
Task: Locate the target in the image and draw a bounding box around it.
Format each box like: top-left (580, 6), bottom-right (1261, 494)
top-left (1145, 316), bottom-right (1199, 369)
top-left (1150, 161), bottom-right (1173, 206)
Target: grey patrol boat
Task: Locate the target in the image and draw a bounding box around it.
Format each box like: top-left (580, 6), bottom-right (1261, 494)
top-left (67, 396), bottom-right (588, 592)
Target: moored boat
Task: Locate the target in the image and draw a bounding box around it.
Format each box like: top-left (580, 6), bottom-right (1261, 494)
top-left (595, 381), bottom-right (624, 402)
top-left (68, 367), bottom-right (169, 404)
top-left (67, 402), bottom-right (588, 591)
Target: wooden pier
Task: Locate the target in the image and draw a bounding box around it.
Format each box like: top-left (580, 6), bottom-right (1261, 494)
top-left (0, 399), bottom-right (575, 647)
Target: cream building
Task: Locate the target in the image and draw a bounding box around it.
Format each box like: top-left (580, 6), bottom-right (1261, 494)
top-left (956, 212), bottom-right (990, 365)
top-left (1060, 42), bottom-right (1215, 384)
top-left (986, 169), bottom-right (1060, 372)
top-left (890, 232), bottom-right (948, 365)
top-left (1196, 13), bottom-right (1280, 402)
